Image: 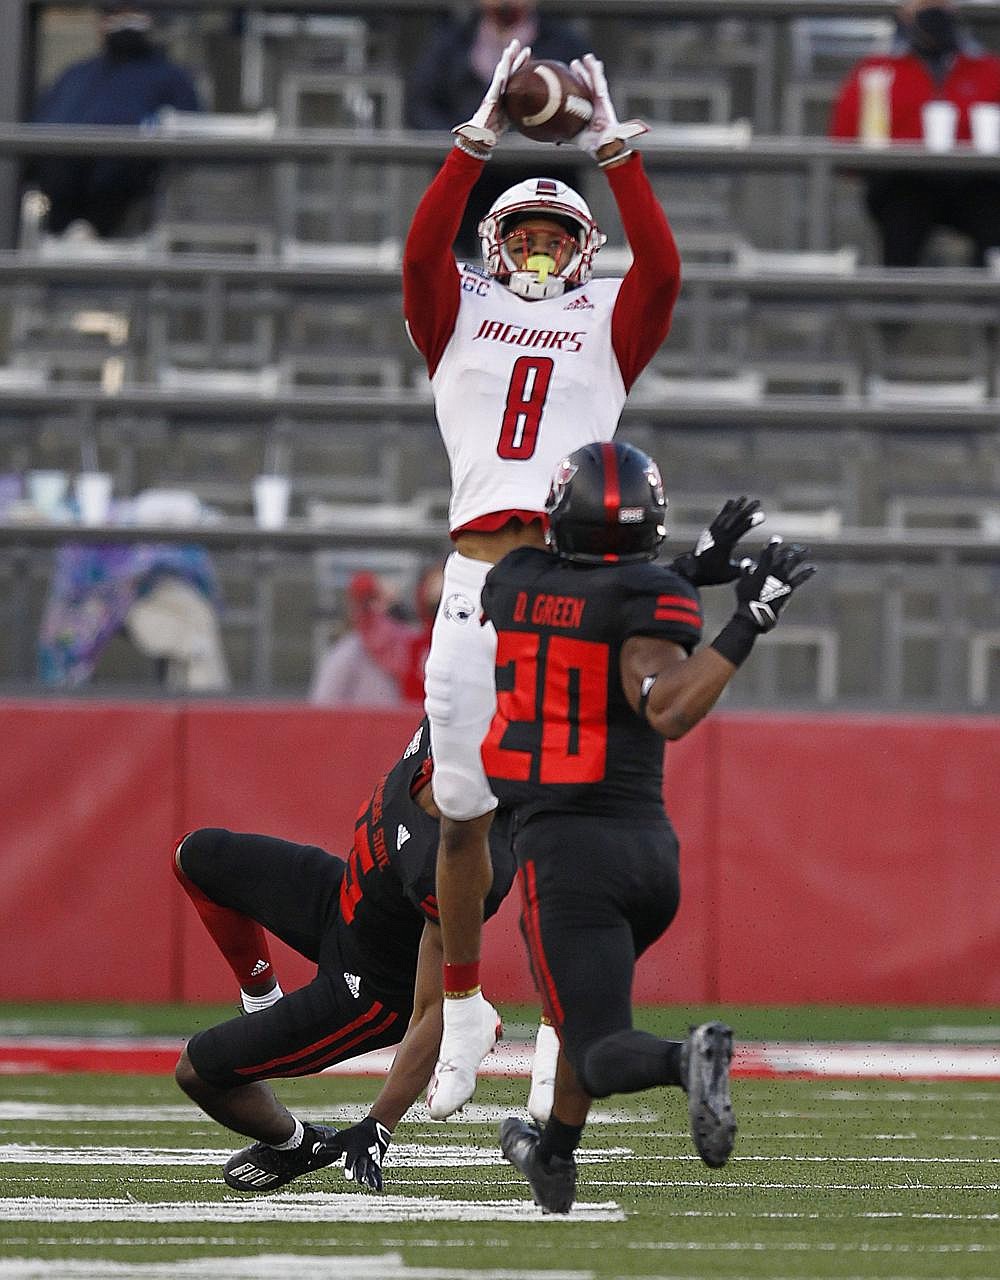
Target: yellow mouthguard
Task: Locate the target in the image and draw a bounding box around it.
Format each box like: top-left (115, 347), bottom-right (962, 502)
top-left (526, 253), bottom-right (556, 283)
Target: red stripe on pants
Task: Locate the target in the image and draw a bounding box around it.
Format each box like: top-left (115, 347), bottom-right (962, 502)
top-left (518, 861), bottom-right (565, 1027)
top-left (236, 1001), bottom-right (394, 1076)
top-left (267, 1009), bottom-right (401, 1078)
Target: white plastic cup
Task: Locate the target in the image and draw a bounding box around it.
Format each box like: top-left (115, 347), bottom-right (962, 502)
top-left (921, 100), bottom-right (958, 152)
top-left (252, 474), bottom-right (291, 529)
top-left (27, 469), bottom-right (68, 518)
top-left (970, 102), bottom-right (1000, 153)
top-left (74, 471), bottom-right (113, 526)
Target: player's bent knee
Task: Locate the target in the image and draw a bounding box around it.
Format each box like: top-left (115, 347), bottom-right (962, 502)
top-left (174, 827), bottom-right (228, 882)
top-left (174, 1046), bottom-right (207, 1098)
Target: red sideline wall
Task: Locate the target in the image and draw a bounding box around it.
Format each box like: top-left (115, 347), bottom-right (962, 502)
top-left (1, 701), bottom-right (997, 1006)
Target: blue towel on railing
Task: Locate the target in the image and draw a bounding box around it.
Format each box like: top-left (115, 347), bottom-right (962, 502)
top-left (38, 543), bottom-right (220, 687)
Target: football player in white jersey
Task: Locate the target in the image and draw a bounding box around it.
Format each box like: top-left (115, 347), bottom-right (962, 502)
top-left (403, 40), bottom-right (683, 1119)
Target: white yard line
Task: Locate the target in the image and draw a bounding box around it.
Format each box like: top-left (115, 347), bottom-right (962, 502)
top-left (4, 1142), bottom-right (995, 1170)
top-left (0, 1143), bottom-right (510, 1167)
top-left (0, 1102), bottom-right (649, 1126)
top-left (0, 1195), bottom-right (624, 1224)
top-left (0, 1256), bottom-right (594, 1279)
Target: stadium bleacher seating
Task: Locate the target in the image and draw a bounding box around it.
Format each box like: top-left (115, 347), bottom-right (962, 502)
top-left (1, 0), bottom-right (998, 705)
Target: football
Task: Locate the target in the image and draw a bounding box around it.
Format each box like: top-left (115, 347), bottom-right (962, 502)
top-left (502, 59), bottom-right (594, 144)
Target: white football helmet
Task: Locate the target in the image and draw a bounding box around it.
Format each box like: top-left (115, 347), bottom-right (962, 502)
top-left (478, 177), bottom-right (607, 300)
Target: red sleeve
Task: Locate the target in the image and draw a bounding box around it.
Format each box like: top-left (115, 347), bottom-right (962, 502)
top-left (356, 609), bottom-right (420, 684)
top-left (403, 147), bottom-right (485, 377)
top-left (604, 153), bottom-right (682, 391)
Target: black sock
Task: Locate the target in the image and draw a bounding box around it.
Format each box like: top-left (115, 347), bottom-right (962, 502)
top-left (581, 1030), bottom-right (684, 1096)
top-left (538, 1114), bottom-right (583, 1163)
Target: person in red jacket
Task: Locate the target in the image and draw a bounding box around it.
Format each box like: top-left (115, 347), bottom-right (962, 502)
top-left (829, 0), bottom-right (1000, 265)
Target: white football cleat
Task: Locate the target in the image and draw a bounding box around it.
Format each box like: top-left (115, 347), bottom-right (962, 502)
top-left (427, 991), bottom-right (502, 1119)
top-left (527, 1021), bottom-right (559, 1125)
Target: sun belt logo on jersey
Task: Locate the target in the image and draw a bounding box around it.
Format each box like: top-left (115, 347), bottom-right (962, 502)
top-left (443, 592), bottom-right (476, 624)
top-left (563, 293), bottom-right (593, 310)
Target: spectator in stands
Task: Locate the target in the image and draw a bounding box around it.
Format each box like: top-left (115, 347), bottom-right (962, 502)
top-left (28, 4), bottom-right (201, 239)
top-left (309, 571), bottom-right (402, 708)
top-left (406, 0), bottom-right (589, 256)
top-left (829, 0), bottom-right (1000, 266)
top-left (309, 564), bottom-right (443, 708)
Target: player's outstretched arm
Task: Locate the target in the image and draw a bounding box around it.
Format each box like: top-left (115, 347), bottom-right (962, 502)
top-left (569, 53), bottom-right (648, 167)
top-left (405, 45), bottom-right (533, 369)
top-left (452, 38), bottom-right (530, 157)
top-left (624, 539), bottom-right (816, 739)
top-left (326, 922), bottom-right (444, 1191)
top-left (569, 54), bottom-right (680, 386)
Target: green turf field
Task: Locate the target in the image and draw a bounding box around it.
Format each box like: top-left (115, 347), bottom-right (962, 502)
top-left (1, 1003), bottom-right (997, 1279)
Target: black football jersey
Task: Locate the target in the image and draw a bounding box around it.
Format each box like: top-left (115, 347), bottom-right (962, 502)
top-left (338, 719), bottom-right (515, 1004)
top-left (481, 548), bottom-right (703, 822)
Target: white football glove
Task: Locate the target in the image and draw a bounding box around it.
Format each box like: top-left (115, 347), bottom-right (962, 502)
top-left (453, 38), bottom-right (531, 152)
top-left (569, 54), bottom-right (648, 157)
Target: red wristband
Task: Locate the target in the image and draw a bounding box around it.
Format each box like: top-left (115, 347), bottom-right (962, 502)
top-left (443, 961), bottom-right (481, 997)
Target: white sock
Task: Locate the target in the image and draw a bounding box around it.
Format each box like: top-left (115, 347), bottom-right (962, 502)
top-left (271, 1117), bottom-right (304, 1151)
top-left (442, 989), bottom-right (487, 1030)
top-left (241, 982), bottom-right (284, 1014)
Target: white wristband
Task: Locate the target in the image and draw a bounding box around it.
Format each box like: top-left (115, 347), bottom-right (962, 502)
top-left (453, 136), bottom-right (490, 160)
top-left (597, 148), bottom-right (634, 170)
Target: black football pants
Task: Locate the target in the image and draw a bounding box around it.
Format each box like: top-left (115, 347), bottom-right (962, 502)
top-left (512, 811), bottom-right (684, 1098)
top-left (180, 828), bottom-right (408, 1089)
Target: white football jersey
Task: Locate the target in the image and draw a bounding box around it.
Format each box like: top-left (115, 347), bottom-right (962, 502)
top-left (431, 267), bottom-right (626, 532)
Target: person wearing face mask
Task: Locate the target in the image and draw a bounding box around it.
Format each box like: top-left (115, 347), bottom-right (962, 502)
top-left (829, 0), bottom-right (1000, 266)
top-left (406, 1), bottom-right (590, 257)
top-left (28, 4), bottom-right (201, 238)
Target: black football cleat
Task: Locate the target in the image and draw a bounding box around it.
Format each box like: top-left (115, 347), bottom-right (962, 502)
top-left (222, 1122), bottom-right (340, 1193)
top-left (681, 1021), bottom-right (737, 1168)
top-left (500, 1116), bottom-right (577, 1214)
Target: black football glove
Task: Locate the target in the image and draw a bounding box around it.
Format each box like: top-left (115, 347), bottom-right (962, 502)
top-left (734, 537), bottom-right (816, 631)
top-left (671, 496), bottom-right (765, 587)
top-left (329, 1116), bottom-right (391, 1192)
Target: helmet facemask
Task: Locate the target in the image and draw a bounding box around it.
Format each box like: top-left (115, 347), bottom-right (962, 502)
top-left (498, 218), bottom-right (582, 300)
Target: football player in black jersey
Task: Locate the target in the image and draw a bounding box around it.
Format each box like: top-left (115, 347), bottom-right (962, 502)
top-left (172, 719), bottom-right (515, 1194)
top-left (484, 440), bottom-right (816, 1213)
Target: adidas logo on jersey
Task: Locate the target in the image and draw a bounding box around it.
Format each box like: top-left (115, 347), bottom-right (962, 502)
top-left (402, 724), bottom-right (424, 759)
top-left (563, 293), bottom-right (594, 310)
top-left (397, 824), bottom-right (411, 850)
top-left (344, 972), bottom-right (361, 999)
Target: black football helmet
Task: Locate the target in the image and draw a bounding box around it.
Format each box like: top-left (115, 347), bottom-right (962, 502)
top-left (545, 441), bottom-right (667, 564)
